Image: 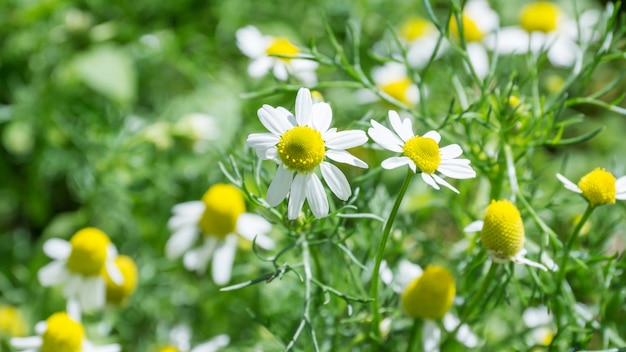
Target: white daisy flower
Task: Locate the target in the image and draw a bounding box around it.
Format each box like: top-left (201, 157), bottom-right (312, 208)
top-left (236, 25), bottom-right (318, 85)
top-left (448, 0), bottom-right (499, 78)
top-left (157, 324), bottom-right (229, 352)
top-left (367, 110), bottom-right (476, 193)
top-left (246, 87), bottom-right (368, 220)
top-left (165, 183), bottom-right (275, 285)
top-left (486, 1), bottom-right (605, 68)
top-left (10, 304), bottom-right (120, 352)
top-left (360, 62), bottom-right (420, 107)
top-left (523, 305), bottom-right (555, 347)
top-left (556, 167), bottom-right (626, 207)
top-left (37, 228), bottom-right (123, 311)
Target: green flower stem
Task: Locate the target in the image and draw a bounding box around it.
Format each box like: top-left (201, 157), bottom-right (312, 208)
top-left (555, 204), bottom-right (594, 294)
top-left (406, 318), bottom-right (423, 352)
top-left (370, 168), bottom-right (414, 343)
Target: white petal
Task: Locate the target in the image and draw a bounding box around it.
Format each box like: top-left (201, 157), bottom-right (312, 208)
top-left (35, 321), bottom-right (47, 335)
top-left (235, 26), bottom-right (267, 58)
top-left (465, 0), bottom-right (499, 33)
top-left (432, 173), bottom-right (460, 194)
top-left (547, 36), bottom-right (579, 68)
top-left (183, 237), bottom-right (218, 274)
top-left (421, 172), bottom-right (440, 190)
top-left (466, 43), bottom-right (489, 79)
top-left (556, 173), bottom-right (582, 193)
top-left (381, 156), bottom-right (412, 170)
top-left (422, 130), bottom-right (441, 143)
top-left (311, 102), bottom-right (332, 133)
top-left (272, 62), bottom-right (289, 81)
top-left (64, 274), bottom-right (82, 298)
top-left (325, 130), bottom-right (368, 150)
top-left (325, 149), bottom-right (368, 168)
top-left (105, 260), bottom-right (124, 286)
top-left (305, 173), bottom-right (329, 218)
top-left (395, 260), bottom-right (423, 292)
top-left (237, 213), bottom-right (274, 249)
top-left (38, 260), bottom-right (69, 287)
top-left (438, 159), bottom-right (476, 179)
top-left (523, 306), bottom-right (553, 327)
top-left (288, 173), bottom-right (308, 220)
top-left (66, 298), bottom-right (82, 322)
top-left (388, 110), bottom-right (414, 142)
top-left (212, 235), bottom-right (239, 285)
top-left (368, 120), bottom-right (404, 152)
top-left (321, 162), bottom-right (351, 201)
top-left (464, 220), bottom-right (484, 232)
top-left (171, 201), bottom-right (205, 216)
top-left (89, 343), bottom-right (122, 352)
top-left (10, 336), bottom-right (42, 349)
top-left (43, 238), bottom-right (71, 260)
top-left (512, 253), bottom-right (548, 271)
top-left (246, 132), bottom-right (280, 151)
top-left (166, 226), bottom-right (200, 259)
top-left (190, 334), bottom-right (230, 352)
top-left (258, 106), bottom-right (292, 136)
top-left (439, 144), bottom-right (463, 159)
top-left (295, 88), bottom-right (312, 126)
top-left (247, 57), bottom-right (273, 78)
top-left (615, 176), bottom-right (626, 194)
top-left (80, 277), bottom-right (105, 310)
top-left (106, 243), bottom-right (118, 260)
top-left (486, 27), bottom-right (530, 54)
top-left (266, 166), bottom-right (294, 206)
top-left (422, 320), bottom-right (441, 352)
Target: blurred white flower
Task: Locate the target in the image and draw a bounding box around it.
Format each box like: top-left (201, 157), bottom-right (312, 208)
top-left (523, 305), bottom-right (555, 346)
top-left (37, 228), bottom-right (123, 311)
top-left (166, 183), bottom-right (274, 285)
top-left (246, 87), bottom-right (368, 219)
top-left (236, 25), bottom-right (318, 85)
top-left (158, 324), bottom-right (229, 352)
top-left (358, 62), bottom-right (420, 107)
top-left (174, 113), bottom-right (219, 152)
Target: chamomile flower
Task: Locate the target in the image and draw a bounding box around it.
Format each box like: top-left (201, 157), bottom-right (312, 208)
top-left (157, 324), bottom-right (229, 352)
top-left (388, 260), bottom-right (478, 351)
top-left (236, 25), bottom-right (318, 85)
top-left (166, 183), bottom-right (275, 285)
top-left (37, 228), bottom-right (123, 311)
top-left (487, 1), bottom-right (605, 68)
top-left (104, 255), bottom-right (138, 306)
top-left (10, 308), bottom-right (120, 352)
top-left (370, 62), bottom-right (420, 107)
top-left (368, 110), bottom-right (476, 193)
top-left (523, 305), bottom-right (555, 347)
top-left (557, 168), bottom-right (626, 207)
top-left (448, 0), bottom-right (499, 78)
top-left (464, 200), bottom-right (548, 270)
top-left (246, 87), bottom-right (368, 219)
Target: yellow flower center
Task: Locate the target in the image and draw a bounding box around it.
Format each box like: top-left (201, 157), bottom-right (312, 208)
top-left (520, 1), bottom-right (561, 33)
top-left (400, 17), bottom-right (435, 41)
top-left (0, 305), bottom-right (26, 337)
top-left (41, 312), bottom-right (85, 352)
top-left (449, 14), bottom-right (484, 42)
top-left (104, 255), bottom-right (138, 306)
top-left (199, 183), bottom-right (246, 238)
top-left (480, 200), bottom-right (525, 260)
top-left (403, 136), bottom-right (441, 174)
top-left (381, 78), bottom-right (413, 106)
top-left (158, 346), bottom-right (180, 352)
top-left (66, 227), bottom-right (111, 276)
top-left (507, 95), bottom-right (521, 108)
top-left (577, 168), bottom-right (616, 207)
top-left (541, 330), bottom-right (554, 346)
top-left (401, 265), bottom-right (455, 320)
top-left (277, 126), bottom-right (325, 173)
top-left (265, 37), bottom-right (300, 62)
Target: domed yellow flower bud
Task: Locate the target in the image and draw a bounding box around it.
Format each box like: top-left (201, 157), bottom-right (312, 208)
top-left (577, 168), bottom-right (616, 207)
top-left (401, 265), bottom-right (455, 320)
top-left (480, 200), bottom-right (525, 261)
top-left (41, 312), bottom-right (85, 352)
top-left (104, 255), bottom-right (138, 306)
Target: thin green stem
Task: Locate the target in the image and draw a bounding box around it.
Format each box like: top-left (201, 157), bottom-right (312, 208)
top-left (555, 204), bottom-right (594, 294)
top-left (406, 318), bottom-right (423, 352)
top-left (370, 168), bottom-right (414, 343)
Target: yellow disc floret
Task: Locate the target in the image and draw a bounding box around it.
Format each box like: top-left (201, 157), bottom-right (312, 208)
top-left (0, 305), bottom-right (27, 337)
top-left (277, 126), bottom-right (325, 173)
top-left (66, 227), bottom-right (111, 276)
top-left (157, 346), bottom-right (180, 352)
top-left (449, 14), bottom-right (484, 42)
top-left (41, 312), bottom-right (85, 352)
top-left (104, 255), bottom-right (138, 306)
top-left (199, 184), bottom-right (246, 238)
top-left (480, 200), bottom-right (525, 260)
top-left (401, 265), bottom-right (455, 320)
top-left (400, 17), bottom-right (435, 41)
top-left (520, 1), bottom-right (561, 33)
top-left (577, 168), bottom-right (616, 207)
top-left (266, 37), bottom-right (300, 62)
top-left (403, 136), bottom-right (441, 174)
top-left (381, 78), bottom-right (413, 106)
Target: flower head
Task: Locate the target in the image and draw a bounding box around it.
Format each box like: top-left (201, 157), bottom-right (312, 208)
top-left (236, 26), bottom-right (318, 85)
top-left (165, 183), bottom-right (275, 284)
top-left (401, 265), bottom-right (455, 320)
top-left (37, 228), bottom-right (124, 310)
top-left (465, 200), bottom-right (547, 270)
top-left (557, 168), bottom-right (626, 207)
top-left (372, 63), bottom-right (420, 107)
top-left (0, 305), bottom-right (27, 337)
top-left (10, 310), bottom-right (120, 352)
top-left (104, 255), bottom-right (138, 306)
top-left (246, 88), bottom-right (368, 219)
top-left (368, 110), bottom-right (476, 193)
